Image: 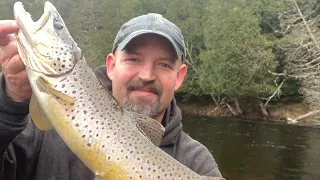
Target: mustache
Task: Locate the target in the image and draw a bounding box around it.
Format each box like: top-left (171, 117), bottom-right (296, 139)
top-left (126, 80), bottom-right (162, 96)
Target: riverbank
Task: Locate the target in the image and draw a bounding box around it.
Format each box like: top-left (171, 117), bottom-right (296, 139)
top-left (176, 100), bottom-right (319, 125)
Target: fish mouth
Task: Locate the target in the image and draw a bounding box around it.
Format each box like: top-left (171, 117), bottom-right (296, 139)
top-left (14, 2), bottom-right (80, 75)
top-left (14, 2), bottom-right (52, 45)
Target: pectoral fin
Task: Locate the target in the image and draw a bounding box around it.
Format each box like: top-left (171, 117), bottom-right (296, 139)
top-left (36, 76), bottom-right (76, 104)
top-left (132, 113), bottom-right (165, 146)
top-left (29, 94), bottom-right (53, 130)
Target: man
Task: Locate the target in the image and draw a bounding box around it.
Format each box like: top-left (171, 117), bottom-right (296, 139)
top-left (0, 13), bottom-right (222, 179)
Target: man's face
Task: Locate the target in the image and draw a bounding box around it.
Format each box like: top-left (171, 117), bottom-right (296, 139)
top-left (106, 34), bottom-right (187, 122)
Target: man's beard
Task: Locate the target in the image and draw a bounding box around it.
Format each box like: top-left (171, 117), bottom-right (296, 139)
top-left (123, 79), bottom-right (162, 117)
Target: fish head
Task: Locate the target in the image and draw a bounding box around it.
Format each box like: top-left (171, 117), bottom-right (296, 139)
top-left (14, 1), bottom-right (81, 75)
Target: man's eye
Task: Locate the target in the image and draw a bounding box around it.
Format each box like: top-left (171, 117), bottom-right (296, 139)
top-left (159, 63), bottom-right (170, 68)
top-left (127, 58), bottom-right (138, 62)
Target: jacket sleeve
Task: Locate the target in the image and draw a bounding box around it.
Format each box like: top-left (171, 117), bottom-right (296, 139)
top-left (0, 74), bottom-right (43, 180)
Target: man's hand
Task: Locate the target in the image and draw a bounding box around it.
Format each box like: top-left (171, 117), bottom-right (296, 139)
top-left (0, 20), bottom-right (31, 102)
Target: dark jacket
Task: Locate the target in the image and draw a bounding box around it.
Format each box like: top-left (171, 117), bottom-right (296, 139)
top-left (0, 66), bottom-right (222, 180)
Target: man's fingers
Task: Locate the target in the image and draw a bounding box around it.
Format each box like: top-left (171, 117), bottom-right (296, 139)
top-left (6, 54), bottom-right (25, 74)
top-left (0, 35), bottom-right (15, 47)
top-left (5, 67), bottom-right (29, 87)
top-left (0, 20), bottom-right (18, 39)
top-left (0, 40), bottom-right (18, 65)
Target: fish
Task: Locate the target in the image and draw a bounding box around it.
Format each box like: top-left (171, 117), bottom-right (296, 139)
top-left (13, 1), bottom-right (225, 180)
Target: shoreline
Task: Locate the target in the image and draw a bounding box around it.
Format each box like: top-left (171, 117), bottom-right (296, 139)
top-left (176, 100), bottom-right (320, 126)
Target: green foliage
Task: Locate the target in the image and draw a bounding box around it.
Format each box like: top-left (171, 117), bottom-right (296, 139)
top-left (2, 0), bottom-right (306, 103)
top-left (199, 0), bottom-right (278, 98)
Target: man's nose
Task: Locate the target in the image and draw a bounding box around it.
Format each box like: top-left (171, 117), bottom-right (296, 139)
top-left (138, 64), bottom-right (156, 82)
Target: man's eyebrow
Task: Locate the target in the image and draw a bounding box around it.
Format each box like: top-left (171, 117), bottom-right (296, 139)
top-left (158, 57), bottom-right (176, 63)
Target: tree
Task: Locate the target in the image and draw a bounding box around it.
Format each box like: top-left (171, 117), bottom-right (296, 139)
top-left (279, 0), bottom-right (320, 121)
top-left (199, 0), bottom-right (279, 116)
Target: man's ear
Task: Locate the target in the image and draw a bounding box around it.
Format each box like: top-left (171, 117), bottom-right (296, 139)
top-left (106, 53), bottom-right (116, 80)
top-left (175, 64), bottom-right (187, 91)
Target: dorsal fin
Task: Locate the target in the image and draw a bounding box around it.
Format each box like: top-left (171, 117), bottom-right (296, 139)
top-left (131, 112), bottom-right (165, 147)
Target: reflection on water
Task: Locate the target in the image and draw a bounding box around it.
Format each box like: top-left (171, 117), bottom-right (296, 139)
top-left (182, 117), bottom-right (320, 180)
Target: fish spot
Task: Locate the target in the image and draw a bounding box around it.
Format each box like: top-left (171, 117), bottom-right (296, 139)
top-left (87, 143), bottom-right (91, 147)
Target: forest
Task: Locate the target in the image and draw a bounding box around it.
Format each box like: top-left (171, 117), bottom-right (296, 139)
top-left (1, 0), bottom-right (320, 120)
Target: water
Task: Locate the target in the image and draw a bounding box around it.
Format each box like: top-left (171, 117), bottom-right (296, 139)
top-left (182, 117), bottom-right (320, 180)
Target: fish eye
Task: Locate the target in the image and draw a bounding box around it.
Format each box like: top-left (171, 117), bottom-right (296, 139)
top-left (54, 22), bottom-right (64, 30)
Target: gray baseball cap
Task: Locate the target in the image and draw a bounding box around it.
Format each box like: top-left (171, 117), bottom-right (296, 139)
top-left (112, 13), bottom-right (186, 62)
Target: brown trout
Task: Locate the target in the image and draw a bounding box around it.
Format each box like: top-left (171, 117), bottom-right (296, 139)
top-left (13, 1), bottom-right (225, 180)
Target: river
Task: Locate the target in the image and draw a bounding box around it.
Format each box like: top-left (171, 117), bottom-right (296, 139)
top-left (182, 117), bottom-right (320, 180)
